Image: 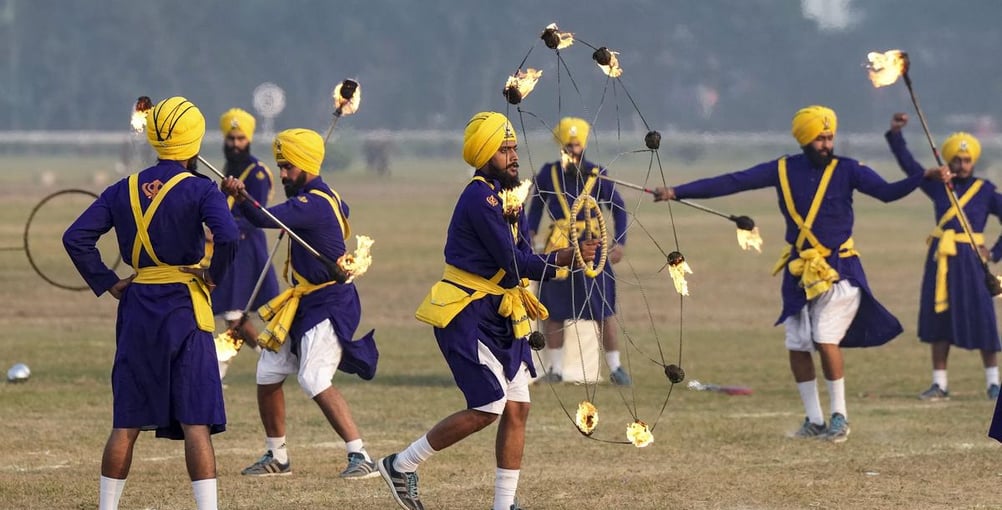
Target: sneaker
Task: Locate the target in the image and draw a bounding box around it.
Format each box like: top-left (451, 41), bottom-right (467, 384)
top-left (988, 384), bottom-right (1001, 400)
top-left (340, 451), bottom-right (379, 480)
top-left (826, 413), bottom-right (850, 443)
top-left (919, 383), bottom-right (950, 401)
top-left (609, 367), bottom-right (632, 386)
top-left (241, 450), bottom-right (291, 476)
top-left (792, 417), bottom-right (827, 439)
top-left (541, 371), bottom-right (562, 383)
top-left (378, 453), bottom-right (424, 510)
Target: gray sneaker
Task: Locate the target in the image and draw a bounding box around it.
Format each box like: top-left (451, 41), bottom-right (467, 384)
top-left (826, 412), bottom-right (850, 443)
top-left (919, 383), bottom-right (949, 401)
top-left (609, 367), bottom-right (632, 386)
top-left (378, 453), bottom-right (424, 510)
top-left (241, 450), bottom-right (291, 476)
top-left (988, 384), bottom-right (1000, 400)
top-left (793, 417), bottom-right (827, 439)
top-left (340, 451), bottom-right (379, 479)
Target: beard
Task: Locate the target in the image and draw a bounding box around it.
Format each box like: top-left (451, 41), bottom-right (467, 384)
top-left (283, 173), bottom-right (308, 198)
top-left (802, 145), bottom-right (834, 169)
top-left (223, 143), bottom-right (251, 175)
top-left (487, 161), bottom-right (521, 190)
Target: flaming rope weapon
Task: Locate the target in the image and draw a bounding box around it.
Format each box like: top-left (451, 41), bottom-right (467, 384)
top-left (866, 50), bottom-right (1002, 296)
top-left (324, 79), bottom-right (361, 144)
top-left (133, 96), bottom-right (348, 284)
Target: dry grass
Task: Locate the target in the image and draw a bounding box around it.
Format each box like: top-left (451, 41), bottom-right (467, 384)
top-left (1, 154), bottom-right (1001, 509)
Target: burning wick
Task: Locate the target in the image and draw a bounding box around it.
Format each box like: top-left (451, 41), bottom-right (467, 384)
top-left (865, 50), bottom-right (909, 88)
top-left (666, 251), bottom-right (693, 296)
top-left (627, 420), bottom-right (654, 448)
top-left (575, 401), bottom-right (599, 436)
top-left (503, 68), bottom-right (543, 105)
top-left (592, 47), bottom-right (623, 78)
top-left (333, 79), bottom-right (361, 116)
top-left (540, 22), bottom-right (574, 50)
top-left (131, 96), bottom-right (153, 133)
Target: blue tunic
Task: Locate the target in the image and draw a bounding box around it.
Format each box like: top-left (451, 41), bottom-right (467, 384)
top-left (435, 171), bottom-right (563, 408)
top-left (527, 161), bottom-right (628, 321)
top-left (211, 155), bottom-right (280, 314)
top-left (63, 160), bottom-right (239, 439)
top-left (673, 153), bottom-right (924, 348)
top-left (886, 131), bottom-right (1002, 351)
top-left (237, 176), bottom-right (378, 379)
top-left (991, 395), bottom-right (1002, 442)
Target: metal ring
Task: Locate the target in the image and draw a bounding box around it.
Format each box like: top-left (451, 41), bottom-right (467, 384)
top-left (568, 194), bottom-right (608, 278)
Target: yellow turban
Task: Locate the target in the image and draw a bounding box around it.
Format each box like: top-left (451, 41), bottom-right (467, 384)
top-left (555, 117), bottom-right (590, 149)
top-left (273, 128), bottom-right (324, 175)
top-left (463, 111), bottom-right (517, 169)
top-left (146, 96), bottom-right (205, 161)
top-left (219, 108), bottom-right (256, 142)
top-left (791, 105), bottom-right (838, 146)
top-left (942, 132), bottom-right (981, 165)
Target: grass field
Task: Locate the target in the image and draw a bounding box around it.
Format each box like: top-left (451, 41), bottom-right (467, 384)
top-left (1, 152), bottom-right (1001, 510)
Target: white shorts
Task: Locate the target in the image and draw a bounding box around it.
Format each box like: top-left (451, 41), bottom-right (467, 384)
top-left (784, 280), bottom-right (862, 352)
top-left (256, 319), bottom-right (343, 398)
top-left (473, 341), bottom-right (531, 415)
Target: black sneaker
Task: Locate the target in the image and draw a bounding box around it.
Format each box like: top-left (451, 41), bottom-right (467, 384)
top-left (919, 383), bottom-right (949, 401)
top-left (378, 453), bottom-right (424, 510)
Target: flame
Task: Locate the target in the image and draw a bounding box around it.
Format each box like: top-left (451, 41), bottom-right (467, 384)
top-left (504, 68), bottom-right (543, 102)
top-left (575, 401), bottom-right (599, 436)
top-left (667, 256), bottom-right (693, 296)
top-left (541, 23), bottom-right (574, 50)
top-left (214, 330), bottom-right (243, 362)
top-left (736, 227), bottom-right (763, 253)
top-left (626, 420), bottom-right (654, 448)
top-left (338, 235), bottom-right (374, 283)
top-left (866, 50), bottom-right (907, 88)
top-left (131, 96), bottom-right (153, 133)
top-left (499, 179), bottom-right (532, 217)
top-left (597, 50), bottom-right (623, 78)
top-left (333, 80), bottom-right (361, 116)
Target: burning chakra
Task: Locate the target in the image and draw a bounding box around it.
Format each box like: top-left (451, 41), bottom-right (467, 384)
top-left (592, 47), bottom-right (623, 78)
top-left (736, 227), bottom-right (763, 253)
top-left (333, 79), bottom-right (361, 116)
top-left (627, 420), bottom-right (654, 448)
top-left (337, 235), bottom-right (374, 283)
top-left (866, 50), bottom-right (908, 88)
top-left (540, 23), bottom-right (574, 50)
top-left (503, 68), bottom-right (543, 105)
top-left (666, 251), bottom-right (693, 296)
top-left (214, 330), bottom-right (244, 363)
top-left (575, 401), bottom-right (599, 436)
top-left (499, 179), bottom-right (533, 223)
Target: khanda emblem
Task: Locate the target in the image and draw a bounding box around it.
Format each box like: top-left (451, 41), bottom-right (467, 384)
top-left (569, 126), bottom-right (578, 137)
top-left (959, 140), bottom-right (969, 151)
top-left (142, 179), bottom-right (164, 199)
top-left (822, 117), bottom-right (831, 130)
top-left (274, 139), bottom-right (284, 160)
top-left (230, 119), bottom-right (240, 129)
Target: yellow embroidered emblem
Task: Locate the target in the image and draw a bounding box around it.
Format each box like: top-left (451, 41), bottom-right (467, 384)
top-left (141, 179), bottom-right (164, 199)
top-left (256, 170), bottom-right (266, 180)
top-left (298, 196), bottom-right (308, 203)
top-left (486, 195), bottom-right (499, 207)
top-left (822, 117), bottom-right (831, 130)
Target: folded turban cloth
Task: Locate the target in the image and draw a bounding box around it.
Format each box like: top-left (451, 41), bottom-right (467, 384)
top-left (554, 117), bottom-right (590, 149)
top-left (791, 105), bottom-right (838, 146)
top-left (463, 112), bottom-right (517, 169)
top-left (219, 108), bottom-right (256, 142)
top-left (942, 132), bottom-right (981, 165)
top-left (146, 96), bottom-right (205, 162)
top-left (273, 129), bottom-right (324, 175)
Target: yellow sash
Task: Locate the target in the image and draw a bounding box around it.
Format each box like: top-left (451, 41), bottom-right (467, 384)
top-left (927, 179), bottom-right (984, 312)
top-left (254, 187), bottom-right (348, 351)
top-left (128, 172), bottom-right (215, 332)
top-left (415, 264), bottom-right (549, 338)
top-left (771, 157), bottom-right (859, 300)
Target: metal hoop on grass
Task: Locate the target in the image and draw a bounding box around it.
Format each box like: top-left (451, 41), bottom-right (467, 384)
top-left (23, 188), bottom-right (123, 291)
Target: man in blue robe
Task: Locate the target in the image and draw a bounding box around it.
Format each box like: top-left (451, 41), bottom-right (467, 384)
top-left (221, 128), bottom-right (379, 480)
top-left (377, 112), bottom-right (596, 510)
top-left (886, 113), bottom-right (1002, 401)
top-left (653, 105), bottom-right (948, 443)
top-left (527, 117), bottom-right (632, 385)
top-left (64, 96), bottom-right (238, 510)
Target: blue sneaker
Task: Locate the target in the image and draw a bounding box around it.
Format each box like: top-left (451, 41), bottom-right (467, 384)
top-left (919, 383), bottom-right (949, 401)
top-left (793, 418), bottom-right (827, 439)
top-left (609, 367), bottom-right (632, 386)
top-left (988, 384), bottom-right (1000, 400)
top-left (826, 413), bottom-right (850, 443)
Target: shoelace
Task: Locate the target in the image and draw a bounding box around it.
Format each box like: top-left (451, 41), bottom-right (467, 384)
top-left (404, 471), bottom-right (420, 498)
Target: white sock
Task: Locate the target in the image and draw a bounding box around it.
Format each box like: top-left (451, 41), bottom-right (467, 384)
top-left (797, 380), bottom-right (825, 425)
top-left (986, 366), bottom-right (1000, 388)
top-left (393, 434), bottom-right (437, 473)
top-left (345, 438), bottom-right (370, 461)
top-left (933, 369), bottom-right (948, 390)
top-left (493, 468), bottom-right (520, 510)
top-left (546, 347), bottom-right (564, 375)
top-left (99, 476), bottom-right (126, 510)
top-left (191, 479), bottom-right (217, 510)
top-left (266, 436), bottom-right (288, 464)
top-left (605, 350), bottom-right (621, 372)
top-left (827, 378), bottom-right (847, 419)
